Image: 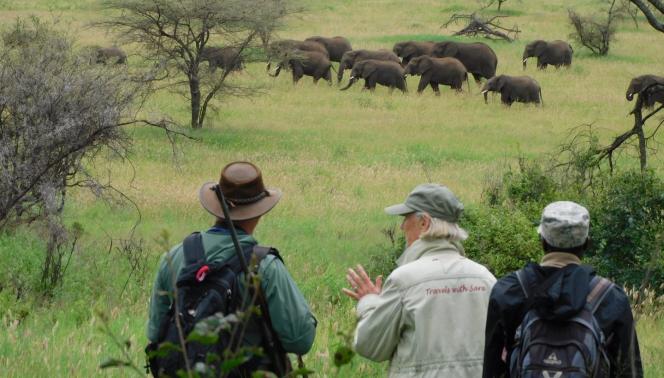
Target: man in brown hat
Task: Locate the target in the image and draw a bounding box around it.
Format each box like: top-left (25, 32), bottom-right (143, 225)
top-left (147, 161), bottom-right (317, 373)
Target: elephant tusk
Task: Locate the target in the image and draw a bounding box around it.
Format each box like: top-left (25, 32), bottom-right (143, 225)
top-left (481, 90), bottom-right (488, 94)
top-left (522, 59), bottom-right (527, 63)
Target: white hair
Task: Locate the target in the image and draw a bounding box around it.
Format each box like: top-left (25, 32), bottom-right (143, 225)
top-left (415, 212), bottom-right (468, 242)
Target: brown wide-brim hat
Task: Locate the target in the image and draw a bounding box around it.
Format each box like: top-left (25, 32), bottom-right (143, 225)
top-left (199, 161), bottom-right (282, 221)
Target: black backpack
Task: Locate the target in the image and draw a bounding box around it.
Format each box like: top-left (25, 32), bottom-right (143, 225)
top-left (509, 269), bottom-right (614, 378)
top-left (147, 232), bottom-right (284, 377)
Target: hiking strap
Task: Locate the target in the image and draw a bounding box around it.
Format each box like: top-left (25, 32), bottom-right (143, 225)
top-left (183, 232), bottom-right (206, 265)
top-left (515, 269), bottom-right (530, 299)
top-left (587, 276), bottom-right (614, 313)
top-left (181, 232), bottom-right (283, 273)
top-left (516, 268), bottom-right (614, 313)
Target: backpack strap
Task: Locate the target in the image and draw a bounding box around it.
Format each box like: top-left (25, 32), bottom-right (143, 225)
top-left (183, 232), bottom-right (206, 265)
top-left (252, 245), bottom-right (284, 267)
top-left (587, 275), bottom-right (614, 313)
top-left (515, 268), bottom-right (531, 299)
top-left (222, 244), bottom-right (284, 275)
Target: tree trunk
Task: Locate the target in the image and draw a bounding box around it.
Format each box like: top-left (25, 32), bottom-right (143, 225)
top-left (637, 123), bottom-right (647, 170)
top-left (632, 96), bottom-right (648, 170)
top-left (189, 74), bottom-right (201, 129)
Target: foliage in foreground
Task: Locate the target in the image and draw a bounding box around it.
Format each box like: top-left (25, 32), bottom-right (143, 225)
top-left (478, 157), bottom-right (664, 291)
top-left (0, 18), bottom-right (147, 296)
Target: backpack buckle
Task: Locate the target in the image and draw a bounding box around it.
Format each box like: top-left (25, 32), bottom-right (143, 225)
top-left (196, 265), bottom-right (210, 282)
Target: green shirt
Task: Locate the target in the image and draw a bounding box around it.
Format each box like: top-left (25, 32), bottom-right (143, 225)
top-left (147, 229), bottom-right (317, 355)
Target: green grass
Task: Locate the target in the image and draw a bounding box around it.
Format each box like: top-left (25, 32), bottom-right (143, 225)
top-left (1, 0), bottom-right (664, 376)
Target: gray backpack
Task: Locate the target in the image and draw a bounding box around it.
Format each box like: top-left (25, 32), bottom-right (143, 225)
top-left (510, 271), bottom-right (614, 378)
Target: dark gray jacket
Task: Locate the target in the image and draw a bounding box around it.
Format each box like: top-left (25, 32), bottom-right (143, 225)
top-left (482, 254), bottom-right (643, 378)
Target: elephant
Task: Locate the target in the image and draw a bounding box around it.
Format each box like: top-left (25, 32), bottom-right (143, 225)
top-left (269, 50), bottom-right (332, 84)
top-left (626, 74), bottom-right (664, 108)
top-left (522, 40), bottom-right (573, 70)
top-left (305, 36), bottom-right (352, 62)
top-left (431, 41), bottom-right (497, 83)
top-left (200, 46), bottom-right (243, 73)
top-left (404, 56), bottom-right (468, 95)
top-left (481, 75), bottom-right (542, 106)
top-left (96, 46), bottom-right (127, 65)
top-left (340, 59), bottom-right (407, 93)
top-left (337, 49), bottom-right (401, 84)
top-left (266, 39), bottom-right (328, 70)
top-left (393, 41), bottom-right (435, 66)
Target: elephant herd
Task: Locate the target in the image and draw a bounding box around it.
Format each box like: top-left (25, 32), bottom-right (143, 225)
top-left (265, 36), bottom-right (568, 106)
top-left (96, 37), bottom-right (664, 109)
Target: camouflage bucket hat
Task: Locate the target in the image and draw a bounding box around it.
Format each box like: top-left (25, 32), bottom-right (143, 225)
top-left (537, 201), bottom-right (590, 249)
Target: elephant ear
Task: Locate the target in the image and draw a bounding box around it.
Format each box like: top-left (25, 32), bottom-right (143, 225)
top-left (494, 75), bottom-right (506, 91)
top-left (443, 42), bottom-right (458, 57)
top-left (362, 63), bottom-right (378, 78)
top-left (402, 44), bottom-right (417, 59)
top-left (533, 40), bottom-right (547, 57)
top-left (418, 57), bottom-right (432, 73)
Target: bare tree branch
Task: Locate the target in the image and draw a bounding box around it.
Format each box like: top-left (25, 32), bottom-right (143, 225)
top-left (629, 0), bottom-right (664, 32)
top-left (442, 12), bottom-right (520, 42)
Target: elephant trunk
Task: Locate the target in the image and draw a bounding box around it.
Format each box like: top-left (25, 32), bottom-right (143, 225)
top-left (337, 64), bottom-right (345, 84)
top-left (523, 59), bottom-right (527, 70)
top-left (340, 77), bottom-right (356, 91)
top-left (482, 90), bottom-right (489, 104)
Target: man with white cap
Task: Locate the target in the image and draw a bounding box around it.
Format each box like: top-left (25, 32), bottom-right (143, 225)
top-left (482, 201), bottom-right (643, 378)
top-left (343, 183), bottom-right (496, 377)
top-left (146, 161), bottom-right (317, 375)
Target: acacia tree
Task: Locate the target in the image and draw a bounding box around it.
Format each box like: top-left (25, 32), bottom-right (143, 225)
top-left (100, 0), bottom-right (291, 129)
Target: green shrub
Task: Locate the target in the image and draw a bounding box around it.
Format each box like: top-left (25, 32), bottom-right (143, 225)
top-left (462, 206), bottom-right (542, 279)
top-left (365, 225), bottom-right (404, 280)
top-left (586, 170), bottom-right (664, 289)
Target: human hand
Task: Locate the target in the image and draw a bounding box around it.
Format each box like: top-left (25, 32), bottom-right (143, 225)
top-left (342, 264), bottom-right (383, 301)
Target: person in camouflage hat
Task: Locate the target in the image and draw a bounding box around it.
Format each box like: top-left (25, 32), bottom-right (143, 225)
top-left (483, 201), bottom-right (643, 378)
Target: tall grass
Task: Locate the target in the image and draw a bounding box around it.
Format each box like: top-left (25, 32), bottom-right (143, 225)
top-left (0, 0), bottom-right (663, 376)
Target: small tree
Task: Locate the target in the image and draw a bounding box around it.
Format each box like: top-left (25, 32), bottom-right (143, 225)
top-left (0, 18), bottom-right (167, 294)
top-left (100, 0), bottom-right (292, 129)
top-left (568, 0), bottom-right (625, 55)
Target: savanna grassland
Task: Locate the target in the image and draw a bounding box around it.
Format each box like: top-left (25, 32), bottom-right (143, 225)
top-left (1, 0), bottom-right (663, 377)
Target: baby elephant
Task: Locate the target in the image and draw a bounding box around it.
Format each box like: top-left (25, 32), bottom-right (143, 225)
top-left (522, 40), bottom-right (572, 70)
top-left (481, 75), bottom-right (542, 106)
top-left (404, 56), bottom-right (468, 95)
top-left (626, 74), bottom-right (664, 108)
top-left (200, 46), bottom-right (243, 73)
top-left (340, 60), bottom-right (406, 93)
top-left (269, 50), bottom-right (332, 84)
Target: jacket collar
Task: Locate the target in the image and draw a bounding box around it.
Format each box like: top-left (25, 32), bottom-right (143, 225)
top-left (397, 238), bottom-right (464, 266)
top-left (540, 252), bottom-right (582, 268)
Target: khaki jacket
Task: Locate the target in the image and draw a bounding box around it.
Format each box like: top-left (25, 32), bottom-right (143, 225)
top-left (354, 238), bottom-right (496, 377)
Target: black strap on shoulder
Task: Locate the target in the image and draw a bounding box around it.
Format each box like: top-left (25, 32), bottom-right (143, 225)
top-left (221, 244), bottom-right (283, 275)
top-left (587, 275), bottom-right (614, 313)
top-left (183, 232), bottom-right (206, 265)
top-left (253, 245), bottom-right (284, 265)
